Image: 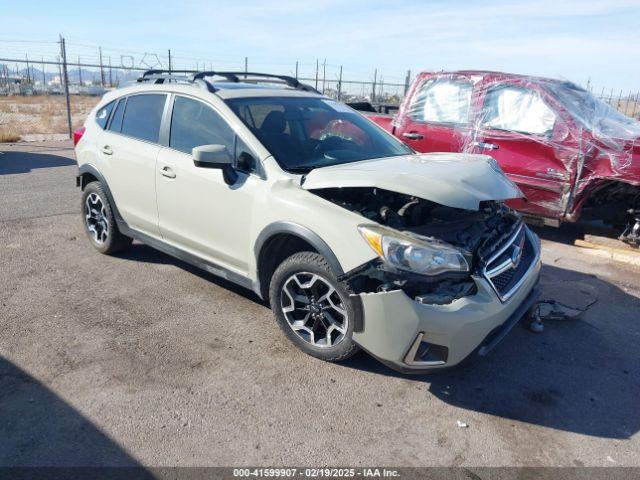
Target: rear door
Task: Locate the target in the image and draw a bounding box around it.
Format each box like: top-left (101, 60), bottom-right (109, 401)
top-left (395, 74), bottom-right (473, 152)
top-left (99, 93), bottom-right (167, 236)
top-left (471, 83), bottom-right (571, 218)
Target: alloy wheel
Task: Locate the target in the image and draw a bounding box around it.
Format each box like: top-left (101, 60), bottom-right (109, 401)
top-left (84, 192), bottom-right (109, 244)
top-left (280, 272), bottom-right (349, 348)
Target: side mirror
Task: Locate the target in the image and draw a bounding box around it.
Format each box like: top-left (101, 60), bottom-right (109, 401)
top-left (192, 144), bottom-right (232, 168)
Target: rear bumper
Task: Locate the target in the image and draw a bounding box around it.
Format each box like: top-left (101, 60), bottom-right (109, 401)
top-left (353, 253), bottom-right (541, 374)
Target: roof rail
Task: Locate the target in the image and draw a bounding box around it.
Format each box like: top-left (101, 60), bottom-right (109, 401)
top-left (192, 71), bottom-right (319, 93)
top-left (136, 69), bottom-right (319, 94)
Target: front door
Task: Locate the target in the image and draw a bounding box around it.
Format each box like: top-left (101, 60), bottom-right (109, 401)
top-left (155, 95), bottom-right (260, 275)
top-left (471, 83), bottom-right (571, 218)
top-left (395, 74), bottom-right (473, 153)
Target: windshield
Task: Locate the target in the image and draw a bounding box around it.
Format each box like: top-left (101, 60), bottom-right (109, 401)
top-left (547, 82), bottom-right (640, 142)
top-left (226, 96), bottom-right (413, 172)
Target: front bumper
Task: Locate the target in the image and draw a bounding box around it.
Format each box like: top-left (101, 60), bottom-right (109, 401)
top-left (353, 241), bottom-right (541, 373)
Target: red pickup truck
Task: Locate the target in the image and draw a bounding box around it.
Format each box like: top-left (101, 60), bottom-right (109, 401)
top-left (359, 71), bottom-right (640, 245)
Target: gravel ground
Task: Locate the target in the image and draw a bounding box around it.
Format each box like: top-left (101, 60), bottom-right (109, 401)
top-left (0, 141), bottom-right (639, 467)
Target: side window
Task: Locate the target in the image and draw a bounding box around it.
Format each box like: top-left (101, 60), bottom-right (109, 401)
top-left (170, 96), bottom-right (234, 154)
top-left (121, 94), bottom-right (166, 143)
top-left (481, 86), bottom-right (556, 135)
top-left (408, 78), bottom-right (473, 124)
top-left (95, 101), bottom-right (115, 129)
top-left (108, 98), bottom-right (125, 132)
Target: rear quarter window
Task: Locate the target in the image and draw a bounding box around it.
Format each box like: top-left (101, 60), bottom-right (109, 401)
top-left (108, 98), bottom-right (126, 132)
top-left (95, 101), bottom-right (115, 129)
top-left (121, 94), bottom-right (167, 143)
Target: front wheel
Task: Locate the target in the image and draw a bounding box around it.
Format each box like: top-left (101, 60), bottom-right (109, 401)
top-left (269, 252), bottom-right (360, 362)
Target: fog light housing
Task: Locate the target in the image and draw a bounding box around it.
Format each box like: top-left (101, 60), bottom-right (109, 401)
top-left (404, 333), bottom-right (448, 366)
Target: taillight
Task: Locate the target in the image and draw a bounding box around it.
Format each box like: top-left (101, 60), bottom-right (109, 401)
top-left (73, 126), bottom-right (86, 146)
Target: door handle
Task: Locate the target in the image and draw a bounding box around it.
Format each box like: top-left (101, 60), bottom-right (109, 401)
top-left (101, 145), bottom-right (113, 155)
top-left (402, 132), bottom-right (424, 140)
top-left (472, 141), bottom-right (499, 150)
top-left (159, 166), bottom-right (176, 179)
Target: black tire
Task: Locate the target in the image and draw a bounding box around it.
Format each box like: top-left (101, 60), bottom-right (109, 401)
top-left (81, 181), bottom-right (132, 255)
top-left (269, 251), bottom-right (360, 362)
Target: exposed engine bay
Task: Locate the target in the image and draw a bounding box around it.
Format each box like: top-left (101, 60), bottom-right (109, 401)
top-left (311, 187), bottom-right (522, 304)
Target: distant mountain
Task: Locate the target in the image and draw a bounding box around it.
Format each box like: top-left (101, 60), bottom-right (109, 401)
top-left (1, 64), bottom-right (140, 86)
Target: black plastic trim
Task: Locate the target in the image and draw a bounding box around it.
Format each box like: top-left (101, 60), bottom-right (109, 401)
top-left (124, 228), bottom-right (255, 292)
top-left (77, 164), bottom-right (125, 225)
top-left (254, 222), bottom-right (344, 277)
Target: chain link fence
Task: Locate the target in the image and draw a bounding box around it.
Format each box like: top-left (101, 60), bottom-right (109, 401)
top-left (1, 36), bottom-right (638, 141)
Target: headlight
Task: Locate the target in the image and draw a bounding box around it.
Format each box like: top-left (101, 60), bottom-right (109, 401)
top-left (358, 225), bottom-right (469, 276)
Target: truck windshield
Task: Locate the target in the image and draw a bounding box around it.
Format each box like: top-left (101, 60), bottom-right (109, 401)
top-left (226, 96), bottom-right (412, 172)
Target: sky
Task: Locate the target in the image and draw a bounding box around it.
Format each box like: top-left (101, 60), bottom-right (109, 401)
top-left (2, 0), bottom-right (640, 92)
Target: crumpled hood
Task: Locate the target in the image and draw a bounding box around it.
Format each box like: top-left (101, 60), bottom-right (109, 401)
top-left (301, 153), bottom-right (523, 210)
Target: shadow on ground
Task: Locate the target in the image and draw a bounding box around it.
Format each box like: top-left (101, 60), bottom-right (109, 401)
top-left (0, 356), bottom-right (153, 473)
top-left (115, 242), bottom-right (265, 305)
top-left (0, 149), bottom-right (76, 175)
top-left (341, 263), bottom-right (640, 440)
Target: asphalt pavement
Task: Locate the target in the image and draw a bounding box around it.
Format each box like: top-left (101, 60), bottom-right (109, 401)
top-left (1, 141), bottom-right (639, 467)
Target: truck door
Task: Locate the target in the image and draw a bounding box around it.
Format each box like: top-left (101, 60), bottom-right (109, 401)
top-left (395, 75), bottom-right (473, 152)
top-left (471, 83), bottom-right (571, 219)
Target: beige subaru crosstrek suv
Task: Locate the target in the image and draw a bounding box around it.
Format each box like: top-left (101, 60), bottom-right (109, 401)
top-left (74, 70), bottom-right (541, 373)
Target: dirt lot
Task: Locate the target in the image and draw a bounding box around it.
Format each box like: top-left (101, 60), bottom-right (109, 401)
top-left (0, 141), bottom-right (639, 468)
top-left (0, 95), bottom-right (99, 142)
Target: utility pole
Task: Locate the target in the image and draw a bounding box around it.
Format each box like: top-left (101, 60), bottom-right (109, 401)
top-left (78, 56), bottom-right (82, 86)
top-left (99, 46), bottom-right (105, 87)
top-left (337, 65), bottom-right (343, 101)
top-left (168, 49), bottom-right (172, 74)
top-left (295, 61), bottom-right (298, 79)
top-left (59, 35), bottom-right (73, 139)
top-left (108, 56), bottom-right (113, 87)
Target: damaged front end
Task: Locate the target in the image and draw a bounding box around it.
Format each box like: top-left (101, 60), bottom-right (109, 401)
top-left (312, 187), bottom-right (523, 305)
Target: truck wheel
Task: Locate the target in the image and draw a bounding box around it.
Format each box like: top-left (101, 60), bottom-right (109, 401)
top-left (81, 181), bottom-right (132, 255)
top-left (269, 252), bottom-right (360, 362)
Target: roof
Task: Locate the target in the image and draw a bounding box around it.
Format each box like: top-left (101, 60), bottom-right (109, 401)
top-left (419, 70), bottom-right (569, 86)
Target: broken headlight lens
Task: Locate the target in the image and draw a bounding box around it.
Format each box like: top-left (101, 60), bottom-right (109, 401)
top-left (358, 225), bottom-right (469, 276)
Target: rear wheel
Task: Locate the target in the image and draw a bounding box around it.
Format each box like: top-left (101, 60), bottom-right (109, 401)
top-left (81, 181), bottom-right (132, 254)
top-left (269, 252), bottom-right (360, 362)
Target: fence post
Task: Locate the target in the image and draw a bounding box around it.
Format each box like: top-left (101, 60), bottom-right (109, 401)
top-left (404, 70), bottom-right (411, 96)
top-left (372, 68), bottom-right (377, 103)
top-left (337, 65), bottom-right (342, 101)
top-left (315, 59), bottom-right (319, 90)
top-left (59, 35), bottom-right (73, 139)
top-left (41, 57), bottom-right (46, 90)
top-left (99, 47), bottom-right (105, 87)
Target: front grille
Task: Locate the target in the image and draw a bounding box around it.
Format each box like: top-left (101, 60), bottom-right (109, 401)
top-left (483, 224), bottom-right (537, 301)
